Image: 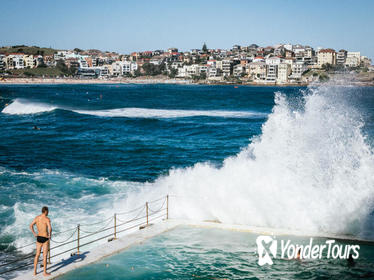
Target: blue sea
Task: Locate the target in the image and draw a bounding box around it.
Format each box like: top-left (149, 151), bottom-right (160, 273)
top-left (1, 83), bottom-right (374, 278)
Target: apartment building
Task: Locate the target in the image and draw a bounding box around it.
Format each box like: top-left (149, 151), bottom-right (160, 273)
top-left (247, 62), bottom-right (266, 80)
top-left (0, 55), bottom-right (5, 70)
top-left (122, 61), bottom-right (138, 75)
top-left (265, 57), bottom-right (281, 81)
top-left (23, 55), bottom-right (35, 68)
top-left (291, 61), bottom-right (308, 78)
top-left (277, 63), bottom-right (291, 83)
top-left (6, 54), bottom-right (24, 69)
top-left (345, 52), bottom-right (361, 67)
top-left (317, 49), bottom-right (336, 68)
top-left (336, 50), bottom-right (347, 65)
top-left (233, 64), bottom-right (245, 77)
top-left (222, 60), bottom-right (232, 77)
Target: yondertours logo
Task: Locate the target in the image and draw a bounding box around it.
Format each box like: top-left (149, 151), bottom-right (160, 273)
top-left (256, 235), bottom-right (360, 266)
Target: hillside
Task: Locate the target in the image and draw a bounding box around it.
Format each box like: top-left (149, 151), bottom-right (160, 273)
top-left (0, 45), bottom-right (58, 56)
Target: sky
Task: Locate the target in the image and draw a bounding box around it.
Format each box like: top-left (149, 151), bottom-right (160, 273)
top-left (0, 0), bottom-right (373, 60)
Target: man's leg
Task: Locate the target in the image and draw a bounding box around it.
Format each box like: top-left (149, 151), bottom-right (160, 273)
top-left (42, 241), bottom-right (51, 276)
top-left (33, 242), bottom-right (42, 275)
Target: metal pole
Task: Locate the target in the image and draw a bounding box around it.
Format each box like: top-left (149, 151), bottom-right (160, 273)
top-left (114, 213), bottom-right (117, 239)
top-left (77, 224), bottom-right (80, 255)
top-left (146, 202), bottom-right (148, 225)
top-left (166, 195), bottom-right (169, 220)
top-left (48, 241), bottom-right (51, 264)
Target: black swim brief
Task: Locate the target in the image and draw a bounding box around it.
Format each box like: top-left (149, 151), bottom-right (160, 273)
top-left (36, 236), bottom-right (49, 243)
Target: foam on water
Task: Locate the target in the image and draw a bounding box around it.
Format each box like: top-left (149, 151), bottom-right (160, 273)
top-left (75, 108), bottom-right (263, 118)
top-left (1, 98), bottom-right (57, 115)
top-left (124, 84), bottom-right (374, 237)
top-left (1, 99), bottom-right (264, 119)
top-left (2, 83), bottom-right (374, 256)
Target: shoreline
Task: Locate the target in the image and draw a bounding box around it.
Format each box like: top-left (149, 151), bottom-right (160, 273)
top-left (1, 77), bottom-right (373, 87)
top-left (0, 77), bottom-right (306, 86)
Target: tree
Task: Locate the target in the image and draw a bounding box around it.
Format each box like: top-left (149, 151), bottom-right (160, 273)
top-left (69, 65), bottom-right (78, 76)
top-left (74, 48), bottom-right (83, 53)
top-left (321, 63), bottom-right (333, 72)
top-left (319, 73), bottom-right (330, 82)
top-left (134, 68), bottom-right (142, 77)
top-left (142, 62), bottom-right (165, 76)
top-left (56, 60), bottom-right (69, 74)
top-left (202, 43), bottom-right (208, 53)
top-left (169, 68), bottom-right (178, 78)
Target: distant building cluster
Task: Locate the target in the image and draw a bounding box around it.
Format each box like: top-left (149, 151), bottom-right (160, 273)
top-left (0, 43), bottom-right (372, 83)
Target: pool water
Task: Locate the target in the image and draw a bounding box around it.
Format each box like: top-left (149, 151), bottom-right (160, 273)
top-left (58, 226), bottom-right (374, 280)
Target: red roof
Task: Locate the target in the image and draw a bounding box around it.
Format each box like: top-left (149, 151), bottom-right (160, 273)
top-left (319, 48), bottom-right (335, 53)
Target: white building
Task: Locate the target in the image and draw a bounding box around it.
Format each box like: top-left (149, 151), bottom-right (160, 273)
top-left (233, 64), bottom-right (245, 77)
top-left (277, 63), bottom-right (291, 83)
top-left (345, 52), bottom-right (361, 67)
top-left (177, 65), bottom-right (199, 78)
top-left (222, 60), bottom-right (232, 77)
top-left (6, 54), bottom-right (24, 69)
top-left (111, 62), bottom-right (123, 76)
top-left (198, 65), bottom-right (208, 75)
top-left (290, 61), bottom-right (308, 79)
top-left (247, 62), bottom-right (267, 80)
top-left (265, 57), bottom-right (281, 81)
top-left (23, 55), bottom-right (35, 68)
top-left (207, 66), bottom-right (219, 78)
top-left (122, 61), bottom-right (138, 75)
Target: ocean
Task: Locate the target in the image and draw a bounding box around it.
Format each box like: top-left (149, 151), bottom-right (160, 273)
top-left (1, 83), bottom-right (374, 277)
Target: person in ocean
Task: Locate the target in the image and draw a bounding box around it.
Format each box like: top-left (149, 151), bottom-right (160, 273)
top-left (33, 125), bottom-right (40, 130)
top-left (29, 206), bottom-right (52, 276)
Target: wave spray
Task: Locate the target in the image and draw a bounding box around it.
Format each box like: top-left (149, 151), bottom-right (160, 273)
top-left (130, 84), bottom-right (374, 237)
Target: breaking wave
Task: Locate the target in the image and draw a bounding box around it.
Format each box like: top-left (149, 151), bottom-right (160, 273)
top-left (1, 99), bottom-right (265, 119)
top-left (1, 99), bottom-right (57, 115)
top-left (126, 84), bottom-right (374, 238)
top-left (2, 83), bottom-right (374, 256)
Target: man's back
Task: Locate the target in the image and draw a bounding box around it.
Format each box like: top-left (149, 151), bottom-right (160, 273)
top-left (30, 206), bottom-right (52, 276)
top-left (35, 214), bottom-right (50, 238)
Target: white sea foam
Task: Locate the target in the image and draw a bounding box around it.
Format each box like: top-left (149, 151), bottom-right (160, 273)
top-left (74, 108), bottom-right (263, 118)
top-left (2, 98), bottom-right (264, 118)
top-left (124, 84), bottom-right (374, 238)
top-left (3, 83), bottom-right (374, 256)
top-left (1, 98), bottom-right (57, 115)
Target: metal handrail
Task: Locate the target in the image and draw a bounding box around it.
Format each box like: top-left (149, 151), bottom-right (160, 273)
top-left (0, 195), bottom-right (169, 275)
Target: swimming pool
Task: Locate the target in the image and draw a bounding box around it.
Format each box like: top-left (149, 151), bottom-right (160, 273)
top-left (58, 225), bottom-right (374, 279)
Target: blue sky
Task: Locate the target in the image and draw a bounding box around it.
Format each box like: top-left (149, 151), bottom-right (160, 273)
top-left (1, 0), bottom-right (373, 59)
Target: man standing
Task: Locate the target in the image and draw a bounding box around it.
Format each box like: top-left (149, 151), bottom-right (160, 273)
top-left (29, 206), bottom-right (52, 276)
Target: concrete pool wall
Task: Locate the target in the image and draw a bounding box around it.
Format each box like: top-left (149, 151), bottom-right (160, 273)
top-left (13, 219), bottom-right (374, 280)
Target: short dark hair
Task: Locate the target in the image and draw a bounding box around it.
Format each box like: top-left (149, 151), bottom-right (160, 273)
top-left (42, 206), bottom-right (49, 213)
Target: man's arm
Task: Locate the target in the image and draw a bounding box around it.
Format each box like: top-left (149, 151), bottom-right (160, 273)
top-left (29, 218), bottom-right (37, 237)
top-left (47, 218), bottom-right (52, 238)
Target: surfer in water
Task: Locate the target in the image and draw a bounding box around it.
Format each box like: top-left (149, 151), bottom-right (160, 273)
top-left (29, 206), bottom-right (52, 276)
top-left (33, 125), bottom-right (40, 130)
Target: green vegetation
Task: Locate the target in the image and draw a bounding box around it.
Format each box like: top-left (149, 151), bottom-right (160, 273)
top-left (319, 73), bottom-right (330, 82)
top-left (142, 62), bottom-right (165, 76)
top-left (0, 45), bottom-right (57, 56)
top-left (168, 68), bottom-right (178, 78)
top-left (9, 67), bottom-right (66, 77)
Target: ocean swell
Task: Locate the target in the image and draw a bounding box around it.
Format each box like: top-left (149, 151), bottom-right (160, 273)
top-left (1, 99), bottom-right (265, 119)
